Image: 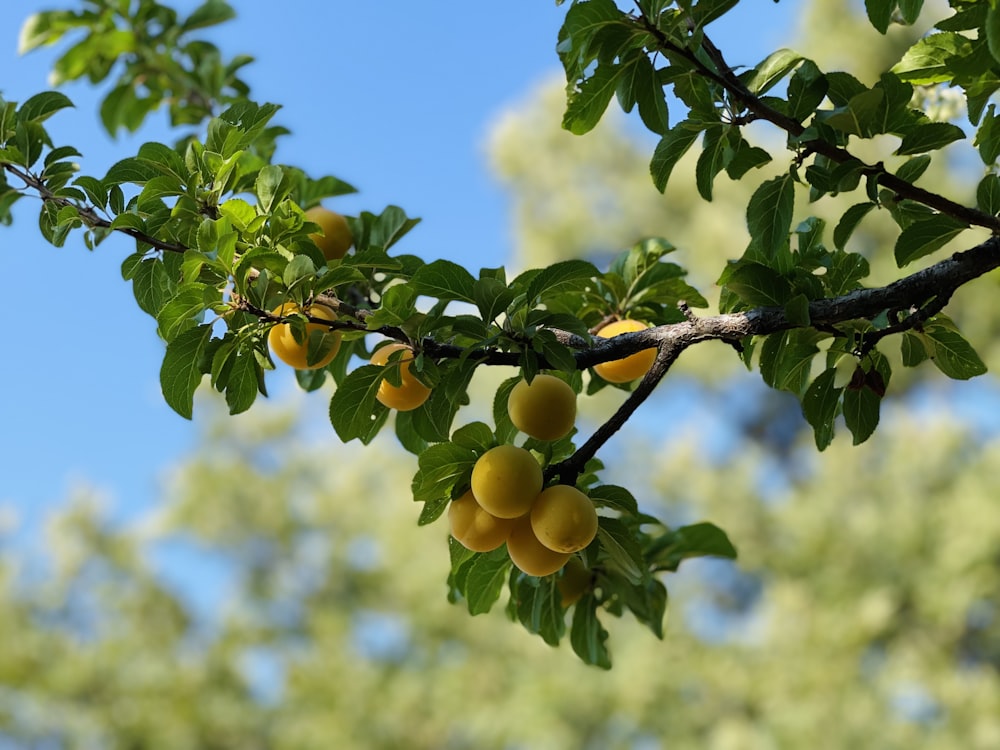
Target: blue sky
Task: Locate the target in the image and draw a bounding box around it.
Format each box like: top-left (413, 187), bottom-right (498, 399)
top-left (0, 2), bottom-right (793, 541)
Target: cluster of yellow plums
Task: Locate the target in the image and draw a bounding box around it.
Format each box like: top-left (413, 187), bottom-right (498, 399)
top-left (267, 205), bottom-right (661, 599)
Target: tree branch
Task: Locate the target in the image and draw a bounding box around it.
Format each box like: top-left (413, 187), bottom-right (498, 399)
top-left (634, 11), bottom-right (1000, 233)
top-left (2, 162), bottom-right (190, 254)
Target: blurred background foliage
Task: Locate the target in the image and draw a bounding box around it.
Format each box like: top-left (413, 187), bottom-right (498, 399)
top-left (3, 0), bottom-right (1000, 746)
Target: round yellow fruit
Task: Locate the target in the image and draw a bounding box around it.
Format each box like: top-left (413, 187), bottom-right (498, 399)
top-left (370, 343), bottom-right (431, 412)
top-left (448, 489), bottom-right (515, 553)
top-left (470, 445), bottom-right (543, 519)
top-left (557, 556), bottom-right (593, 607)
top-left (305, 206), bottom-right (353, 261)
top-left (506, 514), bottom-right (571, 577)
top-left (507, 374), bottom-right (577, 441)
top-left (530, 484), bottom-right (598, 554)
top-left (268, 302), bottom-right (341, 370)
top-left (592, 319), bottom-right (657, 383)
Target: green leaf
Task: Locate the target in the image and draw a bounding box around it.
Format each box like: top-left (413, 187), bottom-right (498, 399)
top-left (224, 352), bottom-right (259, 415)
top-left (409, 259), bottom-right (477, 303)
top-left (864, 0), bottom-right (894, 34)
top-left (527, 259), bottom-right (598, 303)
top-left (464, 551), bottom-right (511, 615)
top-left (564, 62), bottom-right (621, 136)
top-left (977, 174), bottom-right (1000, 216)
top-left (897, 0), bottom-right (923, 24)
top-left (747, 174), bottom-right (795, 261)
top-left (891, 32), bottom-right (973, 84)
top-left (901, 330), bottom-right (929, 367)
top-left (921, 319), bottom-right (988, 379)
top-left (650, 122), bottom-right (700, 193)
top-left (492, 376), bottom-right (521, 444)
top-left (328, 365), bottom-right (389, 444)
top-left (988, 6), bottom-right (1000, 66)
top-left (802, 368), bottom-right (842, 450)
top-left (668, 522), bottom-right (738, 564)
top-left (412, 441), bottom-right (478, 504)
top-left (833, 202), bottom-right (875, 250)
top-left (743, 49), bottom-right (804, 95)
top-left (975, 105), bottom-right (1000, 165)
top-left (160, 324), bottom-right (213, 420)
top-left (895, 154), bottom-right (932, 184)
top-left (720, 261), bottom-right (792, 307)
top-left (570, 595), bottom-right (611, 669)
top-left (893, 214), bottom-right (968, 267)
top-left (156, 283), bottom-right (211, 342)
top-left (474, 277), bottom-right (516, 324)
top-left (17, 91), bottom-right (73, 123)
top-left (182, 0), bottom-right (236, 31)
top-left (689, 0), bottom-right (739, 28)
top-left (596, 517), bottom-right (645, 585)
top-left (843, 383), bottom-right (881, 445)
top-left (255, 164), bottom-right (283, 212)
top-left (759, 330), bottom-right (822, 395)
top-left (365, 283), bottom-right (417, 329)
top-left (451, 422), bottom-right (496, 454)
top-left (588, 484), bottom-right (638, 515)
top-left (787, 60), bottom-right (828, 123)
top-left (632, 55), bottom-right (669, 135)
top-left (514, 577), bottom-right (565, 645)
top-left (695, 126), bottom-right (728, 201)
top-left (895, 122), bottom-right (965, 155)
top-left (130, 257), bottom-right (174, 317)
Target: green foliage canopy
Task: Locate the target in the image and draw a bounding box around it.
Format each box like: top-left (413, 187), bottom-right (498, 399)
top-left (3, 0), bottom-right (1000, 665)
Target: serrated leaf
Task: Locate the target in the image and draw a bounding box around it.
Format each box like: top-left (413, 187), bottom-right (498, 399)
top-left (464, 551), bottom-right (510, 615)
top-left (864, 0), bottom-right (893, 34)
top-left (570, 595), bottom-right (611, 669)
top-left (182, 0), bottom-right (236, 31)
top-left (988, 6), bottom-right (1000, 66)
top-left (409, 259), bottom-right (476, 303)
top-left (156, 283), bottom-right (210, 342)
top-left (922, 321), bottom-right (988, 379)
top-left (893, 214), bottom-right (968, 266)
top-left (160, 324), bottom-right (212, 419)
top-left (895, 122), bottom-right (965, 155)
top-left (224, 352), bottom-right (258, 415)
top-left (564, 62), bottom-right (621, 136)
top-left (747, 174), bottom-right (795, 260)
top-left (17, 91), bottom-right (73, 123)
top-left (833, 202), bottom-right (875, 250)
top-left (588, 484), bottom-right (638, 515)
top-left (895, 154), bottom-right (932, 184)
top-left (802, 368), bottom-right (842, 450)
top-left (891, 32), bottom-right (973, 84)
top-left (474, 277), bottom-right (517, 323)
top-left (650, 122), bottom-right (700, 193)
top-left (977, 174), bottom-right (1000, 216)
top-left (526, 259), bottom-right (598, 303)
top-left (412, 441), bottom-right (478, 503)
top-left (451, 421), bottom-right (495, 453)
top-left (695, 126), bottom-right (728, 201)
top-left (596, 517), bottom-right (645, 585)
top-left (720, 261), bottom-right (792, 307)
top-left (743, 49), bottom-right (804, 95)
top-left (328, 365), bottom-right (389, 443)
top-left (514, 577), bottom-right (565, 645)
top-left (843, 384), bottom-right (881, 445)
